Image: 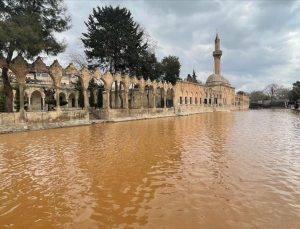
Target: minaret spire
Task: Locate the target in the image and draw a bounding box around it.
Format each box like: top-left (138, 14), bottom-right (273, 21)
top-left (213, 33), bottom-right (222, 75)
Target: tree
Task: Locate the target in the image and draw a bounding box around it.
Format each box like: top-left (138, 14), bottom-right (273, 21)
top-left (0, 84), bottom-right (6, 112)
top-left (289, 81), bottom-right (300, 102)
top-left (276, 87), bottom-right (290, 100)
top-left (249, 90), bottom-right (269, 102)
top-left (186, 70), bottom-right (198, 83)
top-left (82, 6), bottom-right (148, 75)
top-left (161, 55), bottom-right (181, 85)
top-left (0, 0), bottom-right (71, 112)
top-left (263, 84), bottom-right (291, 101)
top-left (192, 69), bottom-right (198, 82)
top-left (139, 52), bottom-right (162, 81)
top-left (73, 79), bottom-right (84, 108)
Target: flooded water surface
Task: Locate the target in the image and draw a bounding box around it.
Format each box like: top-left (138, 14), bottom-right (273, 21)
top-left (0, 110), bottom-right (300, 228)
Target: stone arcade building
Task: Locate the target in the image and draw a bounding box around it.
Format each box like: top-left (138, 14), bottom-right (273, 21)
top-left (0, 35), bottom-right (249, 131)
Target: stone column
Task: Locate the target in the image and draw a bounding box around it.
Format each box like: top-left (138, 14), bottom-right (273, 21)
top-left (66, 93), bottom-right (69, 108)
top-left (153, 92), bottom-right (156, 109)
top-left (106, 90), bottom-right (110, 110)
top-left (42, 97), bottom-right (45, 111)
top-left (12, 90), bottom-right (16, 112)
top-left (140, 92), bottom-right (144, 109)
top-left (55, 88), bottom-right (61, 111)
top-left (93, 90), bottom-right (97, 108)
top-left (19, 83), bottom-right (25, 113)
top-left (164, 91), bottom-right (167, 108)
top-left (27, 93), bottom-right (32, 111)
top-left (114, 82), bottom-right (118, 109)
top-left (125, 91), bottom-right (129, 109)
top-left (83, 88), bottom-right (89, 109)
top-left (75, 96), bottom-right (79, 108)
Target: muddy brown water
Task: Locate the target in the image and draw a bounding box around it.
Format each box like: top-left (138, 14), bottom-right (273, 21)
top-left (0, 110), bottom-right (300, 228)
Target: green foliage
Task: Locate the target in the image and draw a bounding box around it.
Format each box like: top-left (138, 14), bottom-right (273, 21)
top-left (88, 79), bottom-right (96, 107)
top-left (82, 5), bottom-right (148, 75)
top-left (74, 79), bottom-right (84, 108)
top-left (97, 88), bottom-right (103, 108)
top-left (0, 0), bottom-right (70, 112)
top-left (161, 55), bottom-right (181, 85)
top-left (88, 78), bottom-right (104, 108)
top-left (0, 0), bottom-right (71, 58)
top-left (140, 52), bottom-right (162, 81)
top-left (289, 81), bottom-right (300, 102)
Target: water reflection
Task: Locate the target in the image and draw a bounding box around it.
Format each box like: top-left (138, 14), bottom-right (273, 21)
top-left (0, 110), bottom-right (300, 228)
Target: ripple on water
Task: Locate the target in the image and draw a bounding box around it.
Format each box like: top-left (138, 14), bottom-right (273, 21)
top-left (0, 110), bottom-right (300, 228)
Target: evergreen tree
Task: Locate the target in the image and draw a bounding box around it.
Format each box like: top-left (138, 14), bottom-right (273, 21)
top-left (192, 69), bottom-right (197, 82)
top-left (82, 6), bottom-right (148, 75)
top-left (73, 79), bottom-right (84, 108)
top-left (161, 55), bottom-right (181, 85)
top-left (140, 52), bottom-right (162, 81)
top-left (88, 79), bottom-right (97, 107)
top-left (97, 86), bottom-right (104, 108)
top-left (0, 0), bottom-right (71, 112)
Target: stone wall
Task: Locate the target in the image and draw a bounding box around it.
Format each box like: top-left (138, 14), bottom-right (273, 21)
top-left (0, 110), bottom-right (89, 134)
top-left (91, 107), bottom-right (176, 121)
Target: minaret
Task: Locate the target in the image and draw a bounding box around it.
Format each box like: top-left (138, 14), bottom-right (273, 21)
top-left (213, 33), bottom-right (222, 75)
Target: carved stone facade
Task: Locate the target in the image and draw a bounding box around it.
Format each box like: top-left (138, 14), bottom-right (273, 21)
top-left (0, 35), bottom-right (249, 124)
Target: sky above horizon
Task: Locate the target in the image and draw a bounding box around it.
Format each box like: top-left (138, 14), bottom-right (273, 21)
top-left (47, 0), bottom-right (300, 92)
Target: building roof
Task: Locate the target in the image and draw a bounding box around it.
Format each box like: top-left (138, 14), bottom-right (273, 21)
top-left (205, 73), bottom-right (230, 87)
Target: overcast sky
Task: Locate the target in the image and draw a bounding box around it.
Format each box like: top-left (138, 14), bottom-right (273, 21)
top-left (47, 0), bottom-right (300, 92)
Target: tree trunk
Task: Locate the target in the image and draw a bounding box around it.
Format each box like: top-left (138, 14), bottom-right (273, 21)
top-left (2, 67), bottom-right (14, 112)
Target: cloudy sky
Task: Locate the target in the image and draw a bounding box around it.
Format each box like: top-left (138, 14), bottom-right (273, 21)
top-left (48, 0), bottom-right (300, 92)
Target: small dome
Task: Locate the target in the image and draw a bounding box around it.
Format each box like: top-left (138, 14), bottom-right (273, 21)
top-left (206, 73), bottom-right (230, 86)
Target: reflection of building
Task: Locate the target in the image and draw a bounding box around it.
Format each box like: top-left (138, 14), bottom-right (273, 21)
top-left (0, 34), bottom-right (249, 127)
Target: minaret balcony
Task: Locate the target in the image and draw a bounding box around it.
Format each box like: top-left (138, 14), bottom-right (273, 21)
top-left (213, 50), bottom-right (222, 56)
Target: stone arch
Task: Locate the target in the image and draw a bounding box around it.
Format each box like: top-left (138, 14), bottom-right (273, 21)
top-left (110, 80), bottom-right (126, 109)
top-left (166, 88), bottom-right (174, 108)
top-left (144, 85), bottom-right (154, 108)
top-left (185, 91), bottom-right (188, 104)
top-left (190, 92), bottom-right (193, 105)
top-left (179, 91), bottom-right (184, 105)
top-left (68, 93), bottom-right (76, 108)
top-left (30, 90), bottom-right (43, 111)
top-left (59, 92), bottom-right (67, 107)
top-left (156, 87), bottom-right (165, 108)
top-left (88, 78), bottom-right (106, 109)
top-left (128, 83), bottom-right (141, 109)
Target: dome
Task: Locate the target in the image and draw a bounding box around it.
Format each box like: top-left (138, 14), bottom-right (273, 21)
top-left (205, 73), bottom-right (230, 86)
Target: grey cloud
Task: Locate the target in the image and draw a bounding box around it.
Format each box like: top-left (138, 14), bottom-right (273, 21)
top-left (49, 0), bottom-right (300, 92)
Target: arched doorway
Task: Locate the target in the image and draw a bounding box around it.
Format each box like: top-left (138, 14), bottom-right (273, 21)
top-left (59, 92), bottom-right (67, 107)
top-left (166, 88), bottom-right (174, 108)
top-left (128, 83), bottom-right (141, 109)
top-left (110, 81), bottom-right (126, 109)
top-left (156, 87), bottom-right (164, 108)
top-left (31, 90), bottom-right (43, 111)
top-left (144, 85), bottom-right (154, 108)
top-left (88, 78), bottom-right (105, 109)
top-left (68, 93), bottom-right (76, 108)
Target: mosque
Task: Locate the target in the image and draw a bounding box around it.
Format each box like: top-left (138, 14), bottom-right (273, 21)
top-left (0, 34), bottom-right (249, 130)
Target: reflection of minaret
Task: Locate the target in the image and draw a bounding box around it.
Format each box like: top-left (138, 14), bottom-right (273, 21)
top-left (213, 33), bottom-right (222, 75)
